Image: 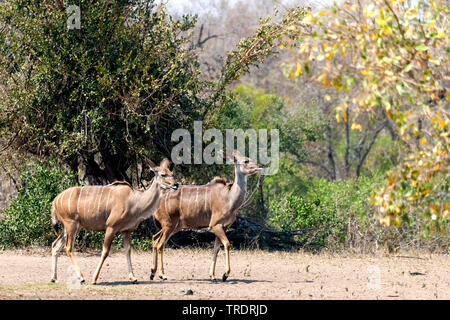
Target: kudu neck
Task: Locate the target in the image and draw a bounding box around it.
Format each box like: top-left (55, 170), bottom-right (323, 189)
top-left (229, 164), bottom-right (247, 208)
top-left (141, 177), bottom-right (161, 203)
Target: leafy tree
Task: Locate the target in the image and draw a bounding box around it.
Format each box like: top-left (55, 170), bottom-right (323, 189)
top-left (284, 0), bottom-right (449, 227)
top-left (0, 0), bottom-right (208, 184)
top-left (0, 0), bottom-right (308, 186)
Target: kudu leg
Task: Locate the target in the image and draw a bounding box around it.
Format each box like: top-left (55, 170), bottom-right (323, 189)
top-left (155, 226), bottom-right (177, 280)
top-left (64, 222), bottom-right (85, 283)
top-left (209, 237), bottom-right (221, 281)
top-left (122, 231), bottom-right (137, 283)
top-left (211, 225), bottom-right (231, 282)
top-left (150, 229), bottom-right (163, 280)
top-left (156, 230), bottom-right (170, 280)
top-left (50, 229), bottom-right (66, 283)
top-left (91, 227), bottom-right (116, 284)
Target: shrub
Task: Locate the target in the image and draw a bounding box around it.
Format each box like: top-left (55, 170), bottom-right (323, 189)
top-left (268, 193), bottom-right (345, 249)
top-left (0, 161), bottom-right (76, 248)
top-left (267, 176), bottom-right (381, 250)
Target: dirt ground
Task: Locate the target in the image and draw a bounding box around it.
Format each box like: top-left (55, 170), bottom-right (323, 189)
top-left (0, 248), bottom-right (449, 300)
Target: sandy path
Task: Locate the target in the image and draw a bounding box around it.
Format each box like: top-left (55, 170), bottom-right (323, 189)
top-left (0, 248), bottom-right (449, 300)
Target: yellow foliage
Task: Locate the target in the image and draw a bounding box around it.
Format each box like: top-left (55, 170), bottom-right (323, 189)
top-left (288, 0), bottom-right (449, 227)
top-left (342, 110), bottom-right (347, 123)
top-left (295, 62), bottom-right (302, 77)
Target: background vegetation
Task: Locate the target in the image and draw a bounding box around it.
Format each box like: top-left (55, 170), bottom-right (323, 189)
top-left (0, 0), bottom-right (448, 253)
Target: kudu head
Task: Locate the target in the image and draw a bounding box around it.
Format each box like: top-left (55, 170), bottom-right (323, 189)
top-left (146, 158), bottom-right (179, 190)
top-left (223, 150), bottom-right (263, 176)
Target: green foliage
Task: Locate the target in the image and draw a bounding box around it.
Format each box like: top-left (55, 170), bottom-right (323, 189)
top-left (215, 84), bottom-right (284, 129)
top-left (0, 161), bottom-right (75, 248)
top-left (269, 193), bottom-right (344, 248)
top-left (216, 84), bottom-right (325, 159)
top-left (268, 175), bottom-right (382, 249)
top-left (360, 135), bottom-right (401, 177)
top-left (263, 158), bottom-right (309, 197)
top-left (0, 0), bottom-right (212, 182)
top-left (289, 0), bottom-right (449, 225)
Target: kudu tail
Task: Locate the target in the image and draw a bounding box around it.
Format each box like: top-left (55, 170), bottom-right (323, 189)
top-left (51, 201), bottom-right (60, 236)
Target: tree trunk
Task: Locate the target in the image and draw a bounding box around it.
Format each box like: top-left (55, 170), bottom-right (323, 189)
top-left (344, 107), bottom-right (351, 178)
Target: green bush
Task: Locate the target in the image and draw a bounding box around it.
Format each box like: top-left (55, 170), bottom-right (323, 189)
top-left (269, 193), bottom-right (345, 249)
top-left (0, 161), bottom-right (76, 248)
top-left (268, 176), bottom-right (382, 249)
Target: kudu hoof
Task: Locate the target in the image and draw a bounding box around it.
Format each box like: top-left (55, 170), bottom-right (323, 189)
top-left (150, 274), bottom-right (155, 280)
top-left (159, 275), bottom-right (167, 281)
top-left (50, 278), bottom-right (58, 283)
top-left (130, 278), bottom-right (138, 284)
top-left (80, 279), bottom-right (86, 284)
top-left (222, 274), bottom-right (228, 282)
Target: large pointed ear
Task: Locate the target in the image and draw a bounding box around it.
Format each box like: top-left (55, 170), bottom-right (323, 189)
top-left (221, 150), bottom-right (234, 162)
top-left (159, 158), bottom-right (171, 170)
top-left (233, 149), bottom-right (243, 160)
top-left (145, 158), bottom-right (157, 172)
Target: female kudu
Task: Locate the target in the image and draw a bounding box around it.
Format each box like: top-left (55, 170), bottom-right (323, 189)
top-left (50, 158), bottom-right (178, 284)
top-left (151, 150), bottom-right (262, 282)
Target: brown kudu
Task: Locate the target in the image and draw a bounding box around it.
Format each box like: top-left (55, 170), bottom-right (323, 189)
top-left (150, 150), bottom-right (262, 282)
top-left (50, 158), bottom-right (178, 285)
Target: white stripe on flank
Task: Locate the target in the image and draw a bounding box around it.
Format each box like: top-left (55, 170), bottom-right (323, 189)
top-left (93, 187), bottom-right (101, 214)
top-left (191, 187), bottom-right (198, 212)
top-left (67, 188), bottom-right (75, 213)
top-left (179, 188), bottom-right (183, 215)
top-left (186, 189), bottom-right (191, 213)
top-left (86, 187), bottom-right (97, 215)
top-left (58, 191), bottom-right (64, 210)
top-left (76, 187), bottom-right (84, 213)
top-left (105, 188), bottom-right (112, 212)
top-left (54, 194), bottom-right (61, 211)
top-left (97, 187), bottom-right (105, 213)
top-left (83, 187), bottom-right (90, 214)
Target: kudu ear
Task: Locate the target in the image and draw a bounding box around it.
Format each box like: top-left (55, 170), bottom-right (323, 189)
top-left (221, 150), bottom-right (234, 163)
top-left (145, 158), bottom-right (157, 172)
top-left (159, 158), bottom-right (171, 170)
top-left (233, 149), bottom-right (243, 160)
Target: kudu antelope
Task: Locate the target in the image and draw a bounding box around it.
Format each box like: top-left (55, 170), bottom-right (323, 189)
top-left (151, 150), bottom-right (262, 282)
top-left (50, 158), bottom-right (178, 285)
